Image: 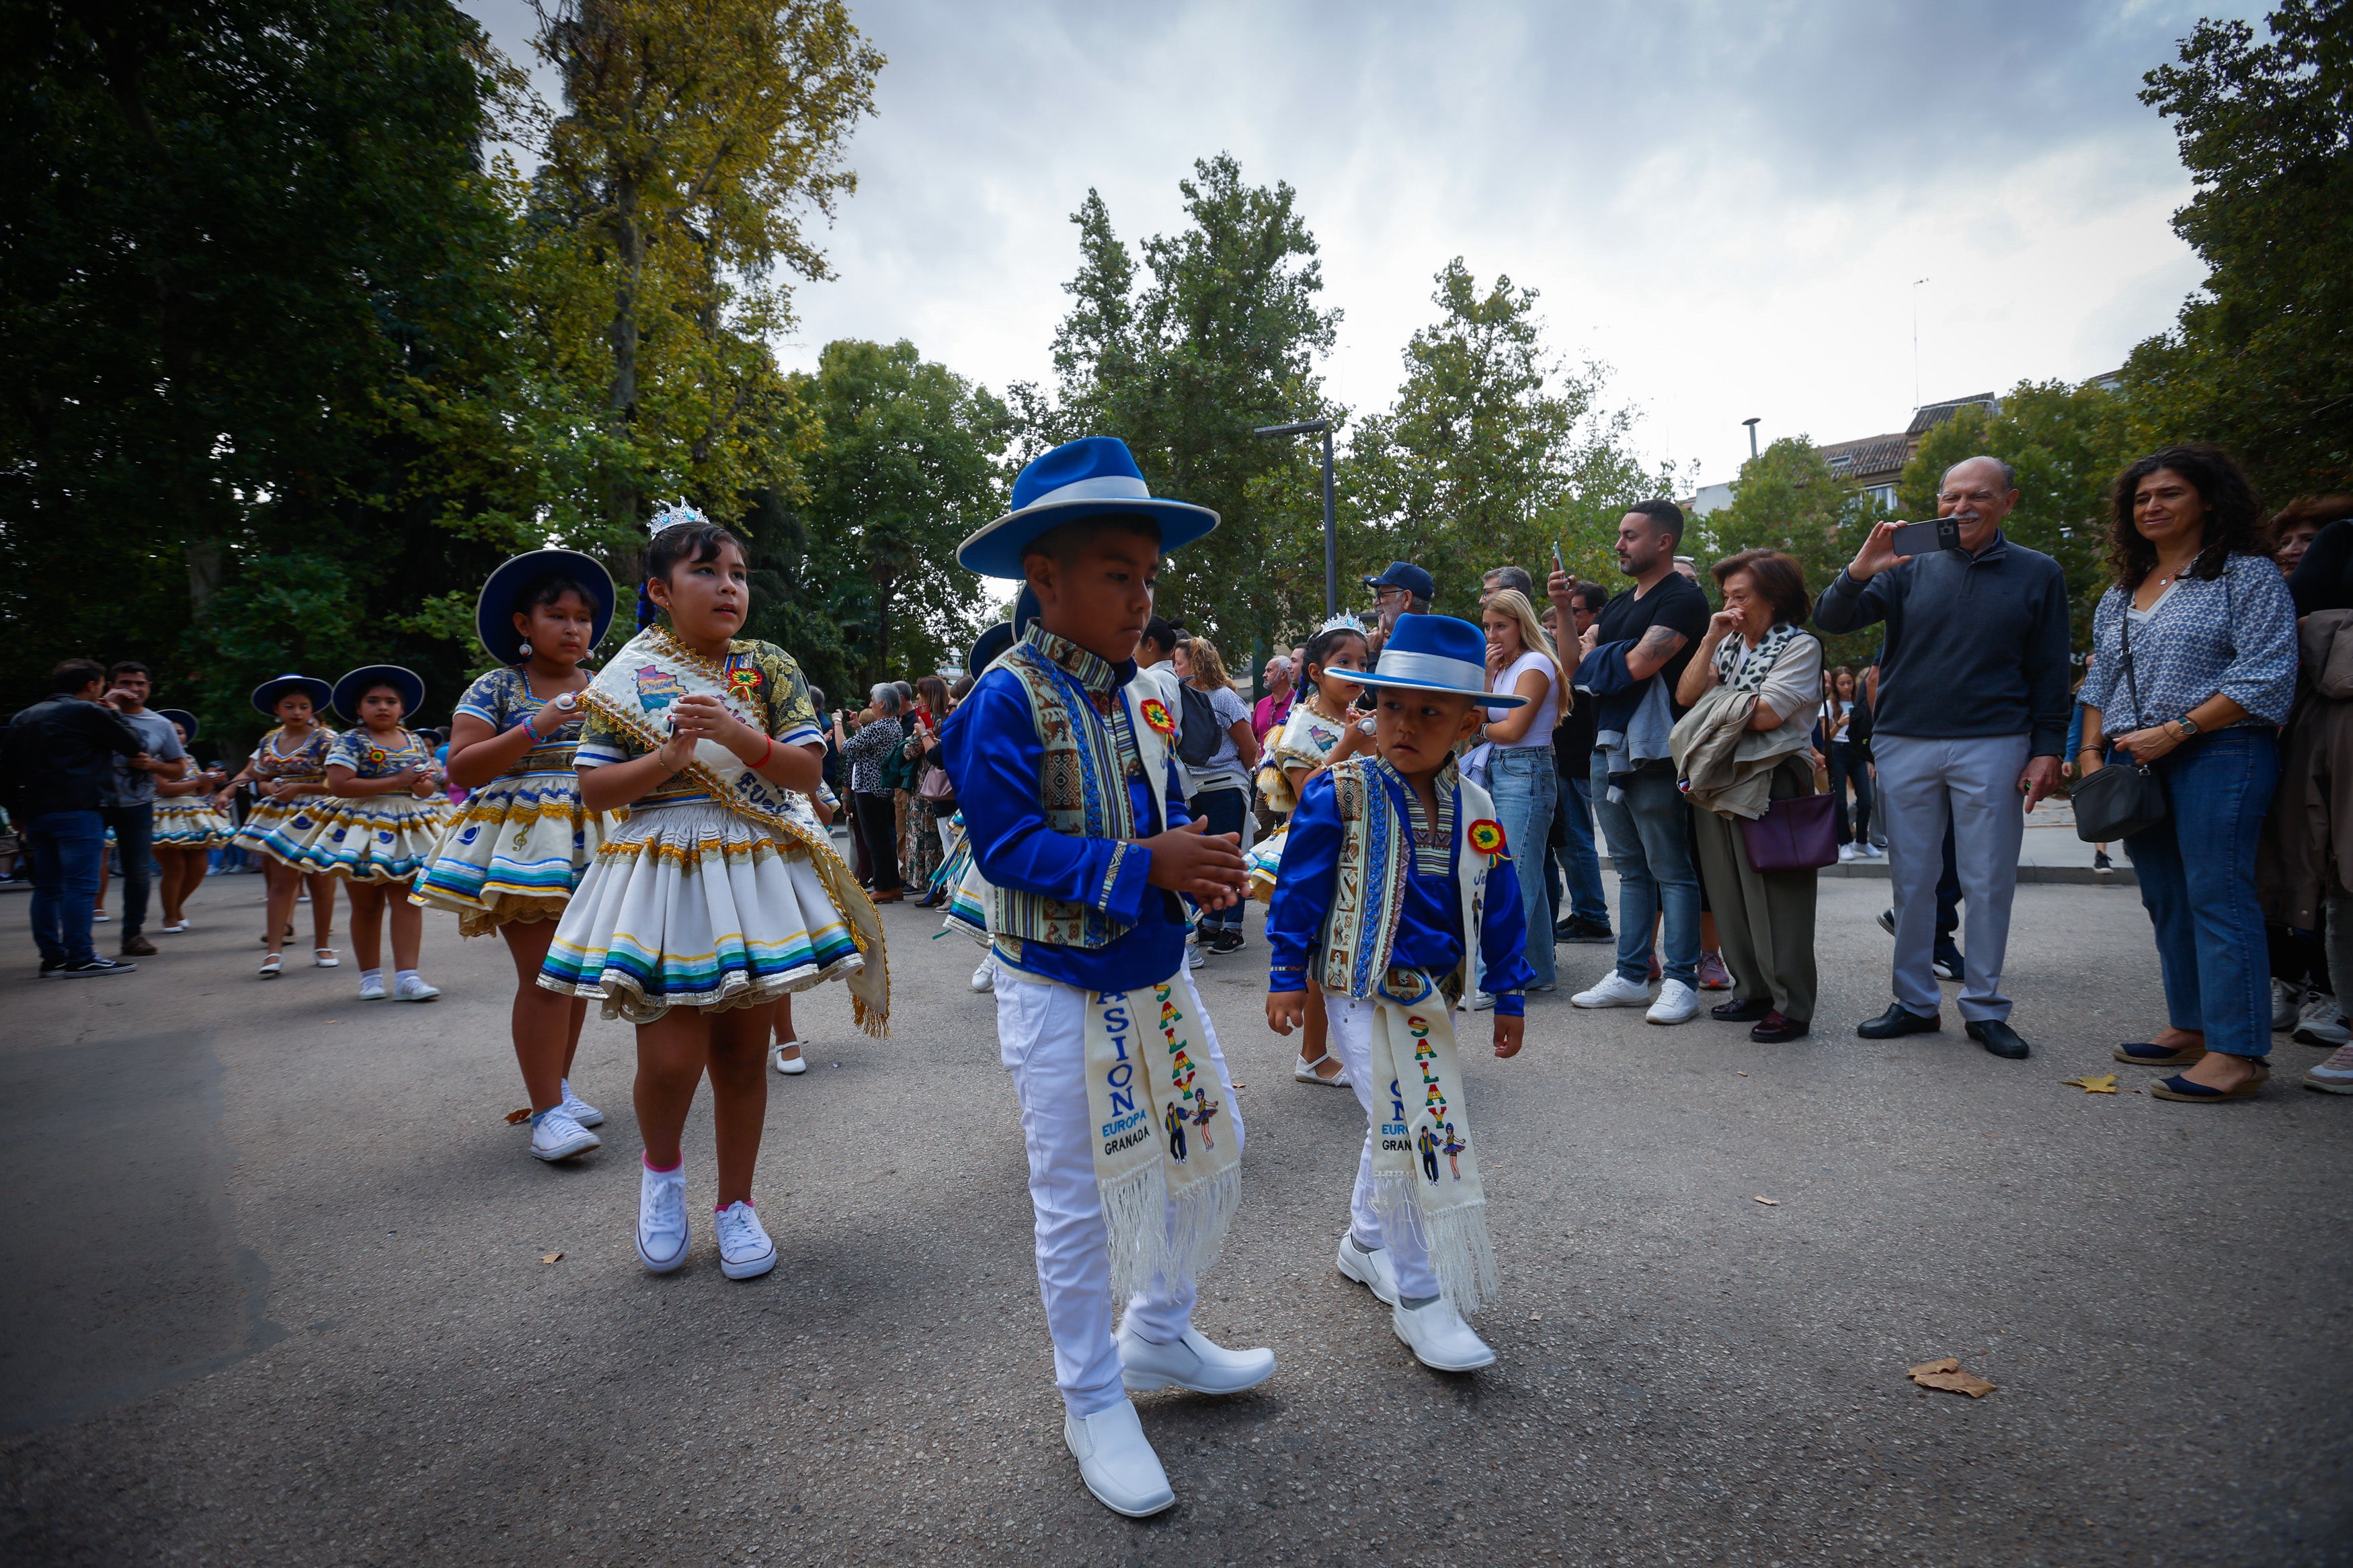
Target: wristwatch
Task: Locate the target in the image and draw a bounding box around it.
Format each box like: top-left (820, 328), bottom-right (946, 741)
top-left (2173, 714), bottom-right (2200, 739)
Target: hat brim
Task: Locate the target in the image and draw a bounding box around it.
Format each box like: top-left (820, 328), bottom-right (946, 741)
top-left (476, 549), bottom-right (617, 666)
top-left (251, 675), bottom-right (333, 718)
top-left (332, 665), bottom-right (426, 724)
top-left (955, 497), bottom-right (1219, 580)
top-left (155, 707), bottom-right (200, 742)
top-left (1353, 670), bottom-right (1529, 708)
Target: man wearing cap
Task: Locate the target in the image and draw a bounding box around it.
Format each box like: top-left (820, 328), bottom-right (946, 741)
top-left (943, 435), bottom-right (1273, 1520)
top-left (96, 660), bottom-right (188, 958)
top-left (1363, 561), bottom-right (1435, 661)
top-left (1, 659), bottom-right (152, 977)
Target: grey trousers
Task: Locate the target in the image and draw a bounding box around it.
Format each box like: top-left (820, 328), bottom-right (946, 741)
top-left (1689, 753), bottom-right (1819, 1022)
top-left (1872, 733), bottom-right (2030, 1022)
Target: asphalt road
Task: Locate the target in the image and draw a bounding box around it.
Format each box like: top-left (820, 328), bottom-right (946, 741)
top-left (1, 868), bottom-right (2346, 1567)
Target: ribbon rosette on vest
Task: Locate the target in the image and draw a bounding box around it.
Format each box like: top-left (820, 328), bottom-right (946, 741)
top-left (1137, 696), bottom-right (1176, 743)
top-left (1466, 818), bottom-right (1507, 864)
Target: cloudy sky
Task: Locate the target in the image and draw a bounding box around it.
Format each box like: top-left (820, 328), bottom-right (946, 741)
top-left (462, 0), bottom-right (2256, 491)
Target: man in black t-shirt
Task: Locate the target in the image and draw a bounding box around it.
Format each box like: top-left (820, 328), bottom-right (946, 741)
top-left (1565, 501), bottom-right (1712, 1022)
top-left (1542, 585), bottom-right (1612, 942)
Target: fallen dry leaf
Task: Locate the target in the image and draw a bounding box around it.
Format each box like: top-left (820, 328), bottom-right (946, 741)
top-left (1909, 1357), bottom-right (1996, 1397)
top-left (505, 1108), bottom-right (532, 1125)
top-left (541, 1252), bottom-right (563, 1264)
top-left (2061, 1074), bottom-right (2119, 1095)
top-left (1753, 1196), bottom-right (1779, 1206)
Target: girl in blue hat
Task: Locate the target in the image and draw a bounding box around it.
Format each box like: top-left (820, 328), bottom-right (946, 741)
top-left (413, 550), bottom-right (616, 1159)
top-left (221, 673), bottom-right (342, 977)
top-left (149, 709), bottom-right (231, 932)
top-left (298, 666), bottom-right (449, 1001)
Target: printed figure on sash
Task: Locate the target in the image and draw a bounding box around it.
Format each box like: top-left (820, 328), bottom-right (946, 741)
top-left (305, 665), bottom-right (452, 1002)
top-left (218, 673), bottom-right (342, 977)
top-left (539, 502), bottom-right (887, 1286)
top-left (1263, 613), bottom-right (1537, 1374)
top-left (413, 548), bottom-right (617, 1163)
top-left (942, 436), bottom-right (1271, 1520)
top-left (1245, 616), bottom-right (1375, 1088)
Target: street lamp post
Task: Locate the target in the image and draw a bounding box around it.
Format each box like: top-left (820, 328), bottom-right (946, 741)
top-left (1254, 417), bottom-right (1337, 616)
top-left (1743, 417), bottom-right (1761, 460)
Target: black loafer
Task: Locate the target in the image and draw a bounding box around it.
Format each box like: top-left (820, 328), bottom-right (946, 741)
top-left (1858, 1003), bottom-right (1941, 1039)
top-left (1966, 1019), bottom-right (2031, 1059)
top-left (1750, 1012), bottom-right (1810, 1042)
top-left (1710, 997), bottom-right (1773, 1022)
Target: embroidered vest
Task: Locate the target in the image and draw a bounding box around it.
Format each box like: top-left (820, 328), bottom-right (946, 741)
top-left (991, 640), bottom-right (1174, 952)
top-left (1316, 757), bottom-right (1492, 1007)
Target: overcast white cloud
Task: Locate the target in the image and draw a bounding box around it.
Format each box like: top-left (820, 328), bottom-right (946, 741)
top-left (462, 0), bottom-right (2256, 489)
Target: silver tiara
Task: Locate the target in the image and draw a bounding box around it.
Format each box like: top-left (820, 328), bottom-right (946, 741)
top-left (648, 498), bottom-right (708, 538)
top-left (1316, 612), bottom-right (1369, 636)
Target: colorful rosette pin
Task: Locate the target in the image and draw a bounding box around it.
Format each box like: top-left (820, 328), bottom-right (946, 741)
top-left (1466, 818), bottom-right (1508, 863)
top-left (1138, 697), bottom-right (1176, 741)
top-left (727, 665), bottom-right (761, 700)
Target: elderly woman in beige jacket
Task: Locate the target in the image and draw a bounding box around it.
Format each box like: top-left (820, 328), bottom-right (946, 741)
top-left (1671, 550), bottom-right (1825, 1040)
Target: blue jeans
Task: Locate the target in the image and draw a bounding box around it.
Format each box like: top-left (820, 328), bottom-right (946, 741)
top-left (2123, 729), bottom-right (2280, 1058)
top-left (1591, 755), bottom-right (1700, 986)
top-left (1189, 784), bottom-right (1248, 933)
top-left (1485, 747), bottom-right (1556, 989)
top-left (26, 809), bottom-right (106, 966)
top-left (1546, 761), bottom-right (1609, 927)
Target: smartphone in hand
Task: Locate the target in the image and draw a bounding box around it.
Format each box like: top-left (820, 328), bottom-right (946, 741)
top-left (1890, 518), bottom-right (1962, 557)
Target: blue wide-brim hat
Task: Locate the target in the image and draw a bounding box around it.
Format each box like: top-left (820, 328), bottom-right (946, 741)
top-left (956, 437), bottom-right (1218, 579)
top-left (251, 673), bottom-right (333, 718)
top-left (1353, 615), bottom-right (1529, 707)
top-left (156, 708), bottom-right (200, 743)
top-left (477, 548), bottom-right (617, 667)
top-left (332, 665), bottom-right (426, 723)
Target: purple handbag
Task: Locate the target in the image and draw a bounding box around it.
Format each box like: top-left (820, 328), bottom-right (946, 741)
top-left (1739, 791), bottom-right (1838, 872)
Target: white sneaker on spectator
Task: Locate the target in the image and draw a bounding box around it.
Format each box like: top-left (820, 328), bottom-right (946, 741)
top-left (2274, 979), bottom-right (2305, 1032)
top-left (1646, 979), bottom-right (1700, 1025)
top-left (1572, 972), bottom-right (1652, 1009)
top-left (2305, 1043), bottom-right (2353, 1094)
top-left (1858, 843), bottom-right (1882, 859)
top-left (1837, 843), bottom-right (1856, 862)
top-left (2293, 997), bottom-right (2350, 1048)
top-left (1471, 990), bottom-right (1496, 1011)
top-left (714, 1201), bottom-right (776, 1280)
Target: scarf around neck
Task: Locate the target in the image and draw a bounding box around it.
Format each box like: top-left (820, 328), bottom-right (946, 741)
top-left (1712, 620), bottom-right (1801, 695)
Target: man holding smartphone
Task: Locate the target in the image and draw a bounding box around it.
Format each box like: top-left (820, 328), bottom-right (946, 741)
top-left (1815, 456), bottom-right (2070, 1060)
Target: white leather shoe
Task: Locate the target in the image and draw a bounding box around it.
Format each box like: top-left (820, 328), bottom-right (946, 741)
top-left (1572, 971), bottom-right (1652, 1009)
top-left (771, 1040), bottom-right (809, 1075)
top-left (1334, 1233), bottom-right (1399, 1305)
top-left (1293, 1053), bottom-right (1350, 1086)
top-left (1392, 1296), bottom-right (1497, 1372)
top-left (1645, 978), bottom-right (1699, 1025)
top-left (1116, 1324), bottom-right (1275, 1395)
top-left (1064, 1399), bottom-right (1174, 1518)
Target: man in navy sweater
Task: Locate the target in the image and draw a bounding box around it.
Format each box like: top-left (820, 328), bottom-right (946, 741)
top-left (1816, 456), bottom-right (2070, 1059)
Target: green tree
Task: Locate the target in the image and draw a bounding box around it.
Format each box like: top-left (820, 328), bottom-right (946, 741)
top-left (1697, 437), bottom-right (1890, 666)
top-left (1344, 260), bottom-right (1667, 611)
top-left (1897, 378), bottom-right (2136, 659)
top-left (2123, 0), bottom-right (2352, 497)
top-left (749, 339), bottom-right (1009, 698)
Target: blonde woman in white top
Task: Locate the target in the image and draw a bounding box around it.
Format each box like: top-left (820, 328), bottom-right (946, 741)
top-left (1480, 587), bottom-right (1568, 993)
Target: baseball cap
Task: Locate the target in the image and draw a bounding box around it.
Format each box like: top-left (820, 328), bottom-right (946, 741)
top-left (1363, 561), bottom-right (1436, 601)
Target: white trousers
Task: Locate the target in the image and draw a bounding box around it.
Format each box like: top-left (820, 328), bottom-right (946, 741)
top-left (994, 969), bottom-right (1244, 1417)
top-left (1326, 989), bottom-right (1441, 1301)
top-left (1872, 733), bottom-right (2030, 1022)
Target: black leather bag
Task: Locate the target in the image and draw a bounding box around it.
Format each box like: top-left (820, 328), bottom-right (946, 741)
top-left (2073, 604), bottom-right (2169, 843)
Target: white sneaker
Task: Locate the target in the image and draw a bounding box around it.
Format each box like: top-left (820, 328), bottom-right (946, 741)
top-left (1293, 1053), bottom-right (1350, 1086)
top-left (771, 1041), bottom-right (809, 1075)
top-left (529, 1107), bottom-right (600, 1161)
top-left (2293, 997), bottom-right (2351, 1048)
top-left (1837, 843), bottom-right (1856, 862)
top-left (392, 974), bottom-right (440, 1002)
top-left (357, 975), bottom-right (387, 1001)
top-left (1064, 1399), bottom-right (1174, 1518)
top-left (636, 1162), bottom-right (690, 1273)
top-left (1186, 942), bottom-right (1205, 970)
top-left (1860, 843), bottom-right (1882, 858)
top-left (969, 957), bottom-right (996, 993)
top-left (1472, 990), bottom-right (1496, 1011)
top-left (714, 1200), bottom-right (776, 1280)
top-left (2274, 979), bottom-right (2305, 1032)
top-left (559, 1078), bottom-right (604, 1128)
top-left (1646, 978), bottom-right (1700, 1025)
top-left (1392, 1296), bottom-right (1496, 1372)
top-left (1335, 1233), bottom-right (1400, 1306)
top-left (1115, 1324), bottom-right (1275, 1395)
top-left (2305, 1042), bottom-right (2353, 1094)
top-left (1572, 971), bottom-right (1653, 1009)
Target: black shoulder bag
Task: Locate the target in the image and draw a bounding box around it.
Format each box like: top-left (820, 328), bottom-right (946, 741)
top-left (2072, 597), bottom-right (2169, 842)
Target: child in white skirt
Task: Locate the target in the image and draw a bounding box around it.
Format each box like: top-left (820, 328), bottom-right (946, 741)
top-left (540, 504), bottom-right (887, 1282)
top-left (308, 665), bottom-right (449, 1001)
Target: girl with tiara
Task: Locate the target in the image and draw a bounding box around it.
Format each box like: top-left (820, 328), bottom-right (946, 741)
top-left (150, 708), bottom-right (231, 933)
top-left (413, 549), bottom-right (616, 1160)
top-left (1248, 618), bottom-right (1375, 1085)
top-left (220, 673), bottom-right (342, 977)
top-left (306, 665), bottom-right (449, 1001)
top-left (541, 501), bottom-right (888, 1282)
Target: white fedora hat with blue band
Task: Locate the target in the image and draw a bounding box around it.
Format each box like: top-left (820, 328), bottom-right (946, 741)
top-left (1353, 615), bottom-right (1528, 707)
top-left (956, 436), bottom-right (1219, 580)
